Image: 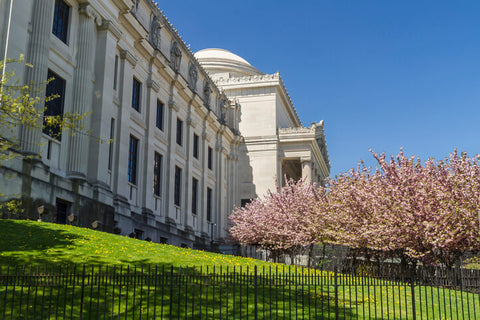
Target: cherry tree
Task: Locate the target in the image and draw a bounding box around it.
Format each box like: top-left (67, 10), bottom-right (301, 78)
top-left (327, 150), bottom-right (480, 266)
top-left (229, 178), bottom-right (329, 262)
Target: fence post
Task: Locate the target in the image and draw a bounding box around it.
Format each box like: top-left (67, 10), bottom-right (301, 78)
top-left (334, 265), bottom-right (339, 320)
top-left (410, 264), bottom-right (416, 320)
top-left (169, 266), bottom-right (173, 320)
top-left (254, 265), bottom-right (258, 320)
top-left (79, 264), bottom-right (86, 320)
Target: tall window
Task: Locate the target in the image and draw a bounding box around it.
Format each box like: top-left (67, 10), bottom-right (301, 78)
top-left (206, 187), bottom-right (213, 222)
top-left (174, 166), bottom-right (182, 206)
top-left (191, 178), bottom-right (198, 214)
top-left (176, 118), bottom-right (183, 146)
top-left (52, 0), bottom-right (70, 43)
top-left (132, 78), bottom-right (141, 111)
top-left (128, 136), bottom-right (139, 185)
top-left (108, 118), bottom-right (115, 170)
top-left (44, 70), bottom-right (66, 140)
top-left (207, 146), bottom-right (213, 170)
top-left (153, 152), bottom-right (162, 196)
top-left (156, 100), bottom-right (164, 130)
top-left (113, 55), bottom-right (119, 91)
top-left (193, 133), bottom-right (199, 159)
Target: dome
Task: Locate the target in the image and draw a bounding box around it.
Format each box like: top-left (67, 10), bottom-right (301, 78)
top-left (195, 48), bottom-right (262, 77)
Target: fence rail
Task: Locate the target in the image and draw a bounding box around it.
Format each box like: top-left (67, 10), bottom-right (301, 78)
top-left (0, 264), bottom-right (479, 319)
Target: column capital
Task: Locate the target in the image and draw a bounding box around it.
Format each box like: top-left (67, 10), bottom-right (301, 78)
top-left (186, 116), bottom-right (195, 128)
top-left (301, 157), bottom-right (312, 164)
top-left (120, 49), bottom-right (137, 66)
top-left (202, 132), bottom-right (209, 142)
top-left (146, 79), bottom-right (160, 93)
top-left (78, 4), bottom-right (102, 26)
top-left (168, 97), bottom-right (179, 111)
top-left (99, 20), bottom-right (123, 40)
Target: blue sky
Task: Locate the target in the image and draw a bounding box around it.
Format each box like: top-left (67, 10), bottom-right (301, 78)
top-left (156, 1), bottom-right (480, 177)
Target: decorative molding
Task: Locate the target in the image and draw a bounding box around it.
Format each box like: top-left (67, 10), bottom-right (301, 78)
top-left (279, 121), bottom-right (330, 171)
top-left (120, 49), bottom-right (138, 66)
top-left (216, 72), bottom-right (300, 125)
top-left (215, 72), bottom-right (280, 85)
top-left (300, 158), bottom-right (312, 164)
top-left (186, 116), bottom-right (194, 128)
top-left (168, 97), bottom-right (179, 111)
top-left (99, 20), bottom-right (123, 40)
top-left (147, 79), bottom-right (160, 92)
top-left (278, 126), bottom-right (315, 134)
top-left (78, 4), bottom-right (102, 26)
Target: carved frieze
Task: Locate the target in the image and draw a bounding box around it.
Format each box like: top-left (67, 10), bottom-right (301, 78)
top-left (170, 41), bottom-right (182, 71)
top-left (203, 82), bottom-right (211, 107)
top-left (131, 0), bottom-right (140, 14)
top-left (214, 72), bottom-right (280, 85)
top-left (149, 15), bottom-right (162, 49)
top-left (188, 63), bottom-right (198, 91)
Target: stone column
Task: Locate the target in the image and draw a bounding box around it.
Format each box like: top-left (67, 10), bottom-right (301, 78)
top-left (20, 0), bottom-right (55, 154)
top-left (200, 127), bottom-right (208, 236)
top-left (164, 96), bottom-right (178, 224)
top-left (301, 158), bottom-right (312, 182)
top-left (184, 112), bottom-right (194, 230)
top-left (67, 5), bottom-right (97, 179)
top-left (214, 135), bottom-right (224, 242)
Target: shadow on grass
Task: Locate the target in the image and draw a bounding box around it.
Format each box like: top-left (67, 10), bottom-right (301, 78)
top-left (0, 219), bottom-right (81, 252)
top-left (0, 219), bottom-right (81, 265)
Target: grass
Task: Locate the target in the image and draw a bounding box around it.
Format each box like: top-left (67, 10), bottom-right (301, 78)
top-left (0, 219), bottom-right (479, 319)
top-left (0, 219), bottom-right (274, 268)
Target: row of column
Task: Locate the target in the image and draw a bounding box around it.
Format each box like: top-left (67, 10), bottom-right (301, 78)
top-left (20, 0), bottom-right (55, 154)
top-left (20, 2), bottom-right (96, 182)
top-left (19, 0), bottom-right (240, 243)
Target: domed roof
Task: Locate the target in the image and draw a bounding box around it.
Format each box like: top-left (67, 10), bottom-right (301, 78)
top-left (195, 48), bottom-right (252, 66)
top-left (195, 48), bottom-right (262, 77)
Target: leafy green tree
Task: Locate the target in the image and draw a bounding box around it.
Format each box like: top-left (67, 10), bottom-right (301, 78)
top-left (0, 56), bottom-right (88, 164)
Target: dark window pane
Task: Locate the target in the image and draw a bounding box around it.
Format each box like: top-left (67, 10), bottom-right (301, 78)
top-left (44, 70), bottom-right (66, 140)
top-left (132, 78), bottom-right (141, 111)
top-left (176, 118), bottom-right (183, 146)
top-left (52, 0), bottom-right (70, 43)
top-left (128, 136), bottom-right (138, 184)
top-left (174, 166), bottom-right (182, 206)
top-left (153, 152), bottom-right (162, 196)
top-left (191, 178), bottom-right (198, 214)
top-left (193, 134), bottom-right (199, 159)
top-left (108, 118), bottom-right (115, 170)
top-left (207, 187), bottom-right (212, 222)
top-left (156, 100), bottom-right (164, 130)
top-left (208, 147), bottom-right (213, 170)
top-left (113, 55), bottom-right (118, 90)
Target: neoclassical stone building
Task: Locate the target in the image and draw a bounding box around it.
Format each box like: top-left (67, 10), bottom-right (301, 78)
top-left (0, 0), bottom-right (329, 249)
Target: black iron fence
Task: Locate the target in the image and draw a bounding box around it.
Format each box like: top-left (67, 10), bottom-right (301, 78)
top-left (0, 263), bottom-right (479, 319)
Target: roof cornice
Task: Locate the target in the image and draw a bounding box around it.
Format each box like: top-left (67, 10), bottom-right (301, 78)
top-left (215, 72), bottom-right (301, 127)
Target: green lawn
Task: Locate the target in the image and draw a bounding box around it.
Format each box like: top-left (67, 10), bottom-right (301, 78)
top-left (0, 219), bottom-right (478, 319)
top-left (0, 219), bottom-right (274, 268)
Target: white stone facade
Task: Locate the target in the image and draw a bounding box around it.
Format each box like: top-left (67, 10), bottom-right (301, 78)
top-left (0, 0), bottom-right (330, 249)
